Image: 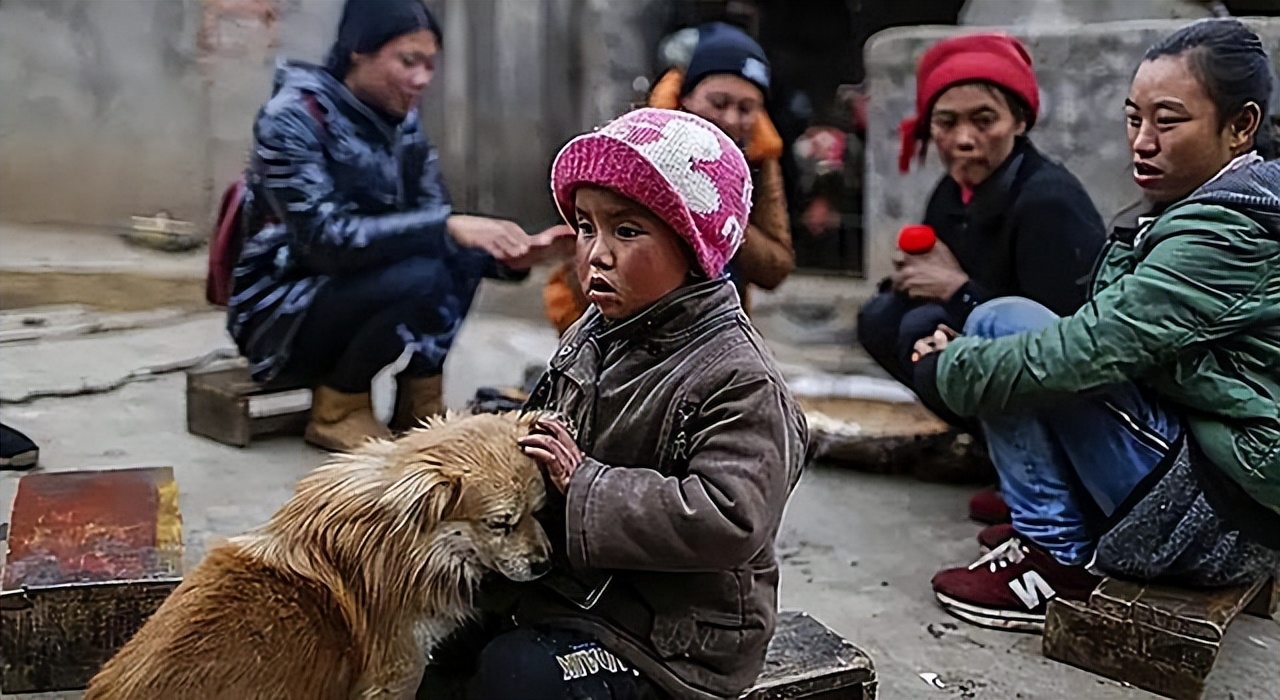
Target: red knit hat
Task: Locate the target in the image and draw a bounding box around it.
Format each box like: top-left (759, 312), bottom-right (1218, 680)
top-left (898, 33), bottom-right (1040, 173)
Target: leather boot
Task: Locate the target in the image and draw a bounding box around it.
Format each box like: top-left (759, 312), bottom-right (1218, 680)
top-left (304, 385), bottom-right (392, 452)
top-left (391, 375), bottom-right (445, 431)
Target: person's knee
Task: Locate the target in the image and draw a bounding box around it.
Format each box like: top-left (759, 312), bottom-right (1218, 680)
top-left (382, 255), bottom-right (451, 301)
top-left (964, 297), bottom-right (1059, 339)
top-left (898, 303), bottom-right (951, 344)
top-left (856, 292), bottom-right (901, 353)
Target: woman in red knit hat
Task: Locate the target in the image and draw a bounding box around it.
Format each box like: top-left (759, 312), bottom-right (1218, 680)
top-left (856, 33), bottom-right (1107, 523)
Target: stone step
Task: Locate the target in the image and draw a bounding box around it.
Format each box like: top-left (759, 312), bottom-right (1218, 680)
top-left (0, 224), bottom-right (207, 313)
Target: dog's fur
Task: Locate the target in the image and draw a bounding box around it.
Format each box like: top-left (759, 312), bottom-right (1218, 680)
top-left (86, 411), bottom-right (551, 700)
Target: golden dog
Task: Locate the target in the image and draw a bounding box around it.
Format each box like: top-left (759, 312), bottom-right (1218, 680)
top-left (86, 411), bottom-right (551, 700)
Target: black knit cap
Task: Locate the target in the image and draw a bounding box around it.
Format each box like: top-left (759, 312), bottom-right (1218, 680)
top-left (325, 0), bottom-right (442, 78)
top-left (680, 22), bottom-right (771, 98)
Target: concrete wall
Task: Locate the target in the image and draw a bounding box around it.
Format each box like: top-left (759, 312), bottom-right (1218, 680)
top-left (862, 18), bottom-right (1280, 284)
top-left (428, 0), bottom-right (665, 227)
top-left (960, 0), bottom-right (1211, 26)
top-left (0, 0), bottom-right (206, 229)
top-left (0, 0), bottom-right (339, 231)
top-left (0, 0), bottom-right (661, 233)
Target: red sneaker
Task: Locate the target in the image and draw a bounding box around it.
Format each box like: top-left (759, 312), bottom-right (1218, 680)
top-left (932, 538), bottom-right (1101, 632)
top-left (977, 523), bottom-right (1016, 552)
top-left (968, 486), bottom-right (1011, 525)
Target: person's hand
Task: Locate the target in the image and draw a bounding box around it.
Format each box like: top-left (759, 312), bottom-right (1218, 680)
top-left (891, 239), bottom-right (968, 301)
top-left (517, 417), bottom-right (584, 494)
top-left (912, 324), bottom-right (959, 362)
top-left (447, 215), bottom-right (532, 261)
top-left (503, 224), bottom-right (577, 270)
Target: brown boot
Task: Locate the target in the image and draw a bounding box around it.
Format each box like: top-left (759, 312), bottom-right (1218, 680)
top-left (391, 375), bottom-right (444, 431)
top-left (304, 385), bottom-right (392, 452)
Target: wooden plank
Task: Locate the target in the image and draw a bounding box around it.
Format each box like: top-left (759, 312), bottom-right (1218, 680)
top-left (1244, 578), bottom-right (1279, 619)
top-left (744, 610), bottom-right (877, 700)
top-left (1, 467), bottom-right (184, 692)
top-left (186, 361), bottom-right (254, 446)
top-left (1088, 577), bottom-right (1259, 643)
top-left (3, 467), bottom-right (182, 588)
top-left (1044, 598), bottom-right (1208, 700)
top-left (186, 359), bottom-right (310, 447)
top-left (800, 396), bottom-right (993, 484)
top-left (1043, 577), bottom-right (1267, 700)
top-left (0, 580), bottom-right (180, 693)
top-left (1130, 581), bottom-right (1259, 642)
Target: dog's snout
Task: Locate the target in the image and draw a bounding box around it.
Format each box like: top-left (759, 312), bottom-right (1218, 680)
top-left (528, 558), bottom-right (552, 579)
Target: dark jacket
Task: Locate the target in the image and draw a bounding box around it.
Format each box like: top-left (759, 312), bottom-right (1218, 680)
top-left (921, 157), bottom-right (1280, 547)
top-left (519, 280), bottom-right (809, 699)
top-left (919, 137), bottom-right (1106, 323)
top-left (227, 61), bottom-right (510, 384)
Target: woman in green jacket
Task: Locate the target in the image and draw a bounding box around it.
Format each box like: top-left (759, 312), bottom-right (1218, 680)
top-left (913, 19), bottom-right (1280, 632)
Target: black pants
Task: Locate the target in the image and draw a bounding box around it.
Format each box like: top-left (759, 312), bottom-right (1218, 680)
top-left (856, 290), bottom-right (972, 431)
top-left (280, 255), bottom-right (478, 393)
top-left (419, 626), bottom-right (665, 700)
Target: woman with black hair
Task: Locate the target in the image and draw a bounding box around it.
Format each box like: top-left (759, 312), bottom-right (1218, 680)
top-left (915, 18), bottom-right (1280, 632)
top-left (228, 0), bottom-right (571, 452)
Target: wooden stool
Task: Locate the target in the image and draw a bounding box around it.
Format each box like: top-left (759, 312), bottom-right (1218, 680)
top-left (743, 610), bottom-right (877, 699)
top-left (186, 357), bottom-right (312, 447)
top-left (800, 394), bottom-right (993, 484)
top-left (0, 467), bottom-right (184, 693)
top-left (1043, 576), bottom-right (1279, 700)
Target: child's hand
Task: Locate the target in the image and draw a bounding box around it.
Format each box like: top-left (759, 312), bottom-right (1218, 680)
top-left (518, 418), bottom-right (584, 494)
top-left (912, 324), bottom-right (958, 362)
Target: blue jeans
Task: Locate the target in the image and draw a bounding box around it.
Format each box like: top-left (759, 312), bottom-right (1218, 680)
top-left (967, 298), bottom-right (1181, 566)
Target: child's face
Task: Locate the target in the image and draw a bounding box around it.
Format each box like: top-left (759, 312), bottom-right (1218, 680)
top-left (573, 187), bottom-right (692, 320)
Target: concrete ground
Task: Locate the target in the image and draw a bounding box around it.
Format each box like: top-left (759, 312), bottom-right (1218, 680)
top-left (1, 227), bottom-right (1276, 699)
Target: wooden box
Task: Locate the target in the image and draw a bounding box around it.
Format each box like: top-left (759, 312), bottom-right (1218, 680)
top-left (186, 358), bottom-right (311, 447)
top-left (1043, 576), bottom-right (1275, 700)
top-left (0, 467), bottom-right (184, 693)
top-left (744, 610), bottom-right (877, 699)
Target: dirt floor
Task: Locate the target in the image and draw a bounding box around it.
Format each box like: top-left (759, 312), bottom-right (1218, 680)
top-left (1, 309), bottom-right (1276, 700)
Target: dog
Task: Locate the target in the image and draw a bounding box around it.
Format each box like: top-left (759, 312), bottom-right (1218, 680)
top-left (86, 411), bottom-right (552, 700)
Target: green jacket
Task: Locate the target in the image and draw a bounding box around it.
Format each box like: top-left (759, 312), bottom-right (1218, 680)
top-left (932, 158), bottom-right (1280, 516)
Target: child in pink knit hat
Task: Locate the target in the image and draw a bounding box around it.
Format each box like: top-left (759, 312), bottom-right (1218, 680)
top-left (548, 107), bottom-right (754, 318)
top-left (430, 108), bottom-right (809, 699)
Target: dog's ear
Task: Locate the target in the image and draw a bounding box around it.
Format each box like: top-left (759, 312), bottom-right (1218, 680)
top-left (386, 468), bottom-right (465, 529)
top-left (419, 472), bottom-right (464, 524)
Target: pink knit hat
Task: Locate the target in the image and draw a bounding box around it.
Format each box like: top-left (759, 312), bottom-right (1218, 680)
top-left (551, 108), bottom-right (753, 279)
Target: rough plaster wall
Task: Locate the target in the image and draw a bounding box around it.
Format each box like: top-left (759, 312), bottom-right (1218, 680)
top-left (0, 0), bottom-right (342, 232)
top-left (862, 18), bottom-right (1280, 285)
top-left (961, 0), bottom-right (1211, 26)
top-left (0, 0), bottom-right (662, 233)
top-left (0, 0), bottom-right (206, 229)
top-left (204, 0), bottom-right (342, 229)
top-left (430, 0), bottom-right (662, 227)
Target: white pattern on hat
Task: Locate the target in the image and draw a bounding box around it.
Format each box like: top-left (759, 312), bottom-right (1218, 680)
top-left (600, 116), bottom-right (723, 215)
top-left (721, 216), bottom-right (743, 246)
top-left (741, 57), bottom-right (769, 86)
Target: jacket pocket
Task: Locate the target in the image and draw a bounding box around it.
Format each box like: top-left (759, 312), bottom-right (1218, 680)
top-left (644, 571), bottom-right (746, 658)
top-left (650, 613), bottom-right (745, 660)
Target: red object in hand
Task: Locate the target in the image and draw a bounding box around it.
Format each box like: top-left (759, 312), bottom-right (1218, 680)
top-left (898, 224), bottom-right (937, 255)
